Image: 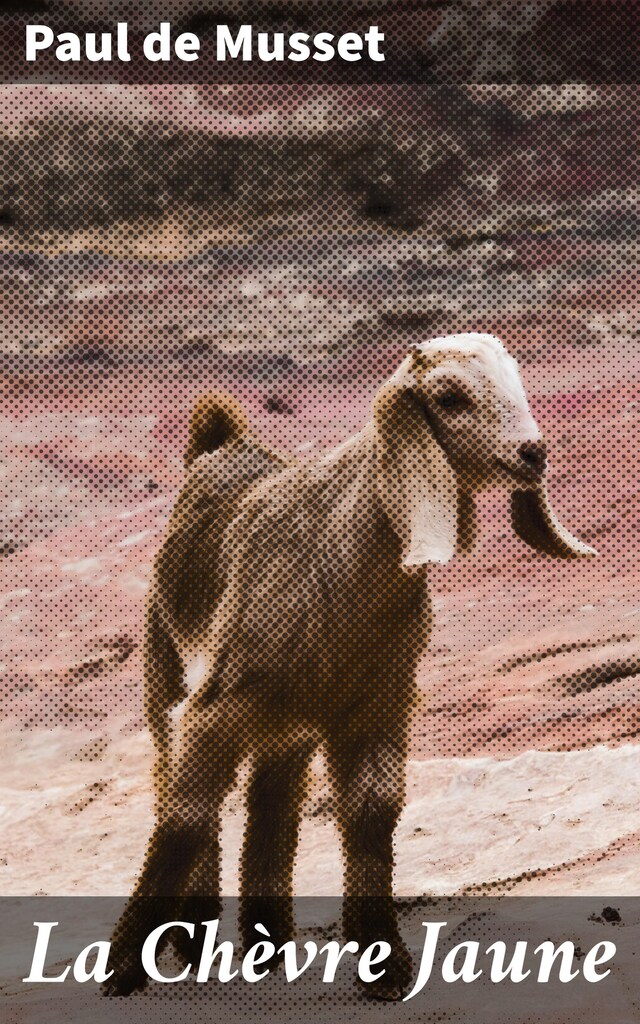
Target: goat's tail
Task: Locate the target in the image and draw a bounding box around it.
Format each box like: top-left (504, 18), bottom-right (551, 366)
top-left (184, 391), bottom-right (249, 467)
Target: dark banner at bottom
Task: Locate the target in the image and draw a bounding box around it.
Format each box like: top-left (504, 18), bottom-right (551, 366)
top-left (1, 897), bottom-right (636, 1023)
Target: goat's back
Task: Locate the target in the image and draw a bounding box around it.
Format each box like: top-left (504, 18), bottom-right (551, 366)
top-left (150, 437), bottom-right (288, 646)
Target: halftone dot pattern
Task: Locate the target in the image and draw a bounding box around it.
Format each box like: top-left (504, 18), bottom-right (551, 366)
top-left (1, 77), bottom-right (638, 1007)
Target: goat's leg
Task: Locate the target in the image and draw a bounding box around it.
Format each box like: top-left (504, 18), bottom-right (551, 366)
top-left (143, 604), bottom-right (186, 813)
top-left (105, 699), bottom-right (244, 996)
top-left (239, 739), bottom-right (317, 959)
top-left (170, 820), bottom-right (227, 973)
top-left (327, 731), bottom-right (412, 1000)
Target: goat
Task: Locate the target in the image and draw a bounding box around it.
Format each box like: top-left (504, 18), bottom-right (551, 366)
top-left (106, 333), bottom-right (595, 999)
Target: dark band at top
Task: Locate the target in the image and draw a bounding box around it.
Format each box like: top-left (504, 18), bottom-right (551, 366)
top-left (1, 1), bottom-right (639, 84)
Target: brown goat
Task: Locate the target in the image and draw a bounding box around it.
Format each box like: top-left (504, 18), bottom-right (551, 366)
top-left (106, 334), bottom-right (594, 999)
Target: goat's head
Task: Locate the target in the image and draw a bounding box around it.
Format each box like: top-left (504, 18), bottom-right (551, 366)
top-left (374, 332), bottom-right (596, 568)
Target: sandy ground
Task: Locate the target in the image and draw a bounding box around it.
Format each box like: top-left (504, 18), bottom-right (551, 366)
top-left (3, 726), bottom-right (640, 899)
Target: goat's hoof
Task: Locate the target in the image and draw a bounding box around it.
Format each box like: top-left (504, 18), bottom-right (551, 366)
top-left (173, 898), bottom-right (221, 973)
top-left (102, 962), bottom-right (149, 997)
top-left (240, 897), bottom-right (294, 969)
top-left (104, 908), bottom-right (151, 996)
top-left (359, 944), bottom-right (413, 1002)
top-left (104, 921), bottom-right (152, 997)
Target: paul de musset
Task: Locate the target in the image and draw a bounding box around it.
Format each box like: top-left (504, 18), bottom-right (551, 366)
top-left (23, 919), bottom-right (615, 999)
top-left (26, 23), bottom-right (385, 63)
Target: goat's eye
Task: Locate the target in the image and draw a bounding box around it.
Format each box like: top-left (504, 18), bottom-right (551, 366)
top-left (436, 391), bottom-right (461, 410)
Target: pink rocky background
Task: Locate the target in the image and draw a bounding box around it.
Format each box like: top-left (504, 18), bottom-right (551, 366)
top-left (0, 84), bottom-right (638, 901)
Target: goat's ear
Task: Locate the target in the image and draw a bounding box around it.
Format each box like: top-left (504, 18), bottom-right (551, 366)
top-left (510, 484), bottom-right (597, 558)
top-left (374, 380), bottom-right (458, 567)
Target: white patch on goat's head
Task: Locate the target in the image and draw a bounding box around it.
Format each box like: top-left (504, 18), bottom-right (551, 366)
top-left (399, 333), bottom-right (544, 489)
top-left (376, 333), bottom-right (596, 566)
top-left (415, 333), bottom-right (539, 438)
